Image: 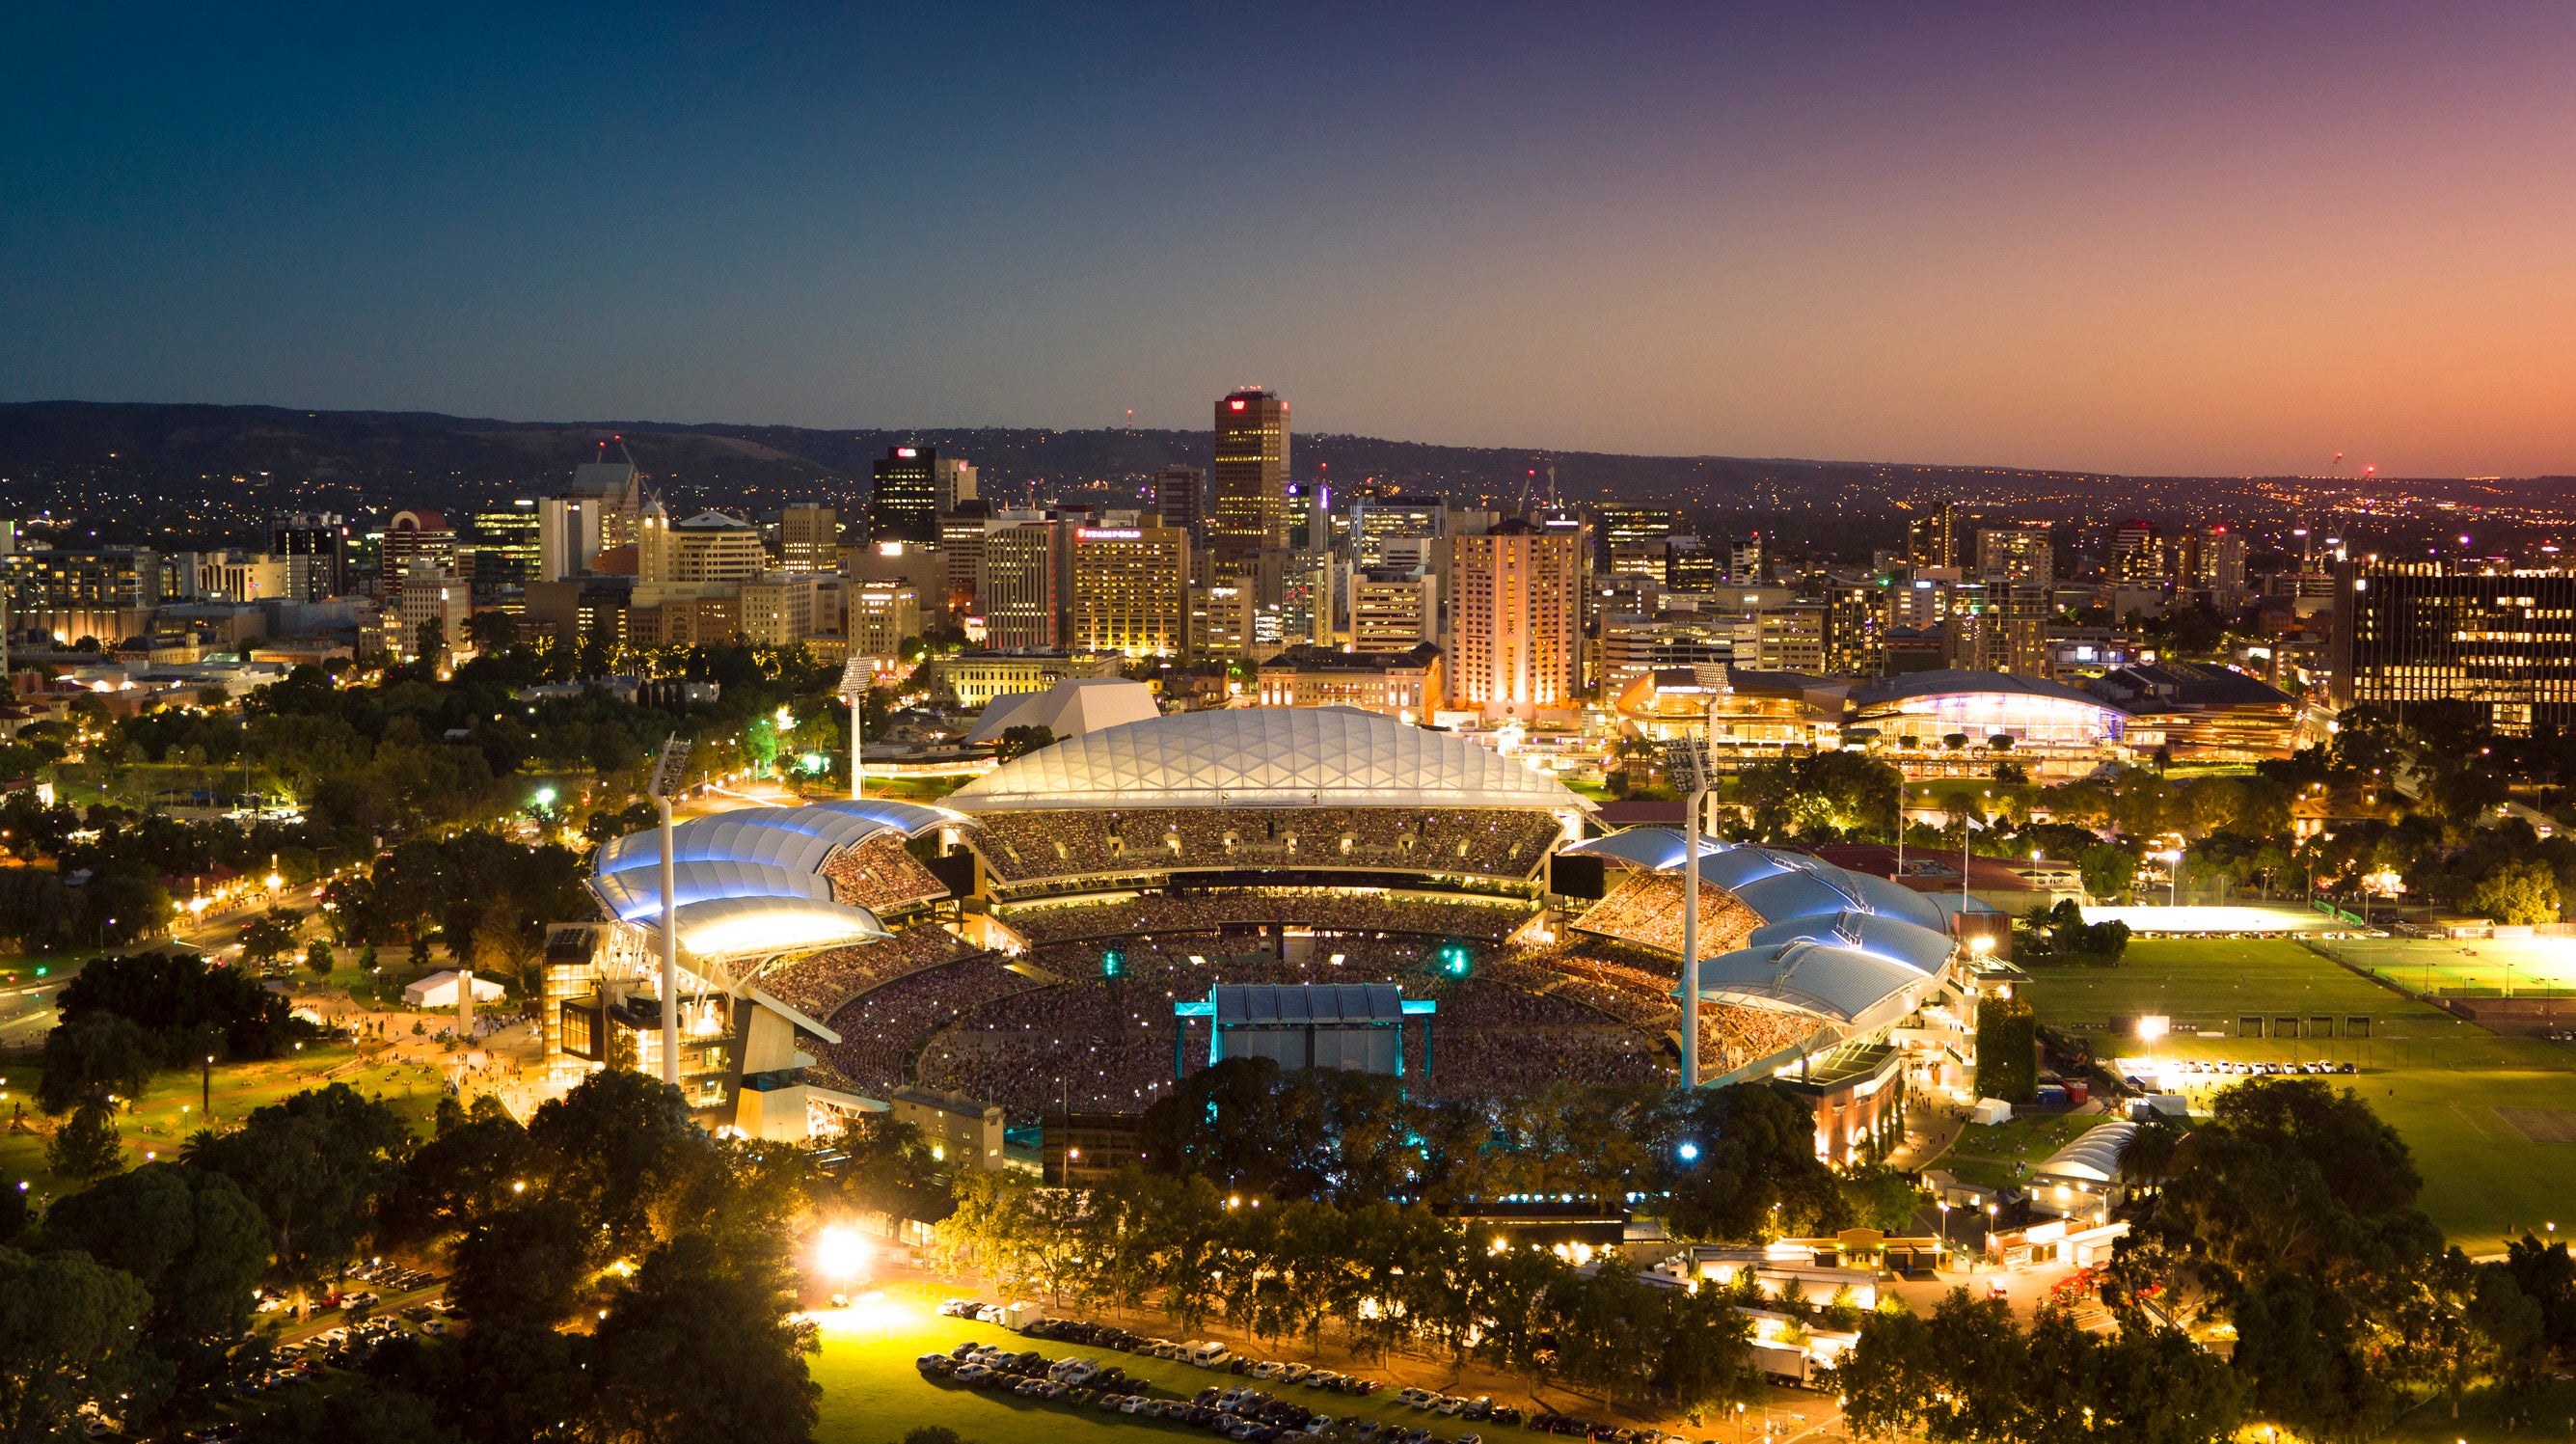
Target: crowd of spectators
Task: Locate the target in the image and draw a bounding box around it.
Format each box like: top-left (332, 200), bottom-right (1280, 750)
top-left (812, 955), bottom-right (1041, 1096)
top-left (756, 923), bottom-right (969, 1019)
top-left (1000, 888), bottom-right (1535, 946)
top-left (1567, 872), bottom-right (1759, 958)
top-left (968, 806), bottom-right (1564, 885)
top-left (821, 833), bottom-right (950, 913)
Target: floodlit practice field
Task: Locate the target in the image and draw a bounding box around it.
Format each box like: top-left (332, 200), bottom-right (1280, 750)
top-left (2019, 940), bottom-right (2576, 1254)
top-left (2316, 935), bottom-right (2576, 997)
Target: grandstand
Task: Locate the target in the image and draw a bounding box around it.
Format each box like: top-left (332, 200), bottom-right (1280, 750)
top-left (1556, 828), bottom-right (1979, 1160)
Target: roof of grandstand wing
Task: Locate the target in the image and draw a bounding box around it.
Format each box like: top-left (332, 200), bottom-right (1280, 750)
top-left (657, 894), bottom-right (893, 964)
top-left (1694, 940), bottom-right (1939, 1032)
top-left (1565, 833), bottom-right (1951, 935)
top-left (943, 706), bottom-right (1593, 812)
top-left (1744, 909), bottom-right (1956, 972)
top-left (594, 798), bottom-right (956, 878)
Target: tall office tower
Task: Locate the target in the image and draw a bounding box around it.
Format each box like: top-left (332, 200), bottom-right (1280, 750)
top-left (537, 497), bottom-right (606, 582)
top-left (1210, 389), bottom-right (1289, 566)
top-left (1823, 579), bottom-right (1885, 676)
top-left (1663, 537), bottom-right (1718, 593)
top-left (1348, 569), bottom-right (1438, 649)
top-left (1594, 504), bottom-right (1678, 560)
top-left (849, 580), bottom-right (920, 660)
top-left (935, 457), bottom-right (978, 512)
top-left (665, 511), bottom-right (767, 583)
top-left (869, 445), bottom-right (942, 545)
top-left (1277, 551), bottom-right (1342, 646)
top-left (382, 510), bottom-right (456, 610)
top-left (570, 451), bottom-right (645, 549)
top-left (1977, 527), bottom-right (2054, 589)
top-left (1150, 466), bottom-right (1207, 534)
top-left (780, 504), bottom-right (839, 573)
top-left (1907, 500), bottom-right (1974, 570)
top-left (979, 519), bottom-right (1062, 651)
top-left (1350, 493), bottom-right (1444, 566)
top-left (268, 513), bottom-right (350, 599)
top-left (937, 501), bottom-right (992, 618)
top-left (2332, 559), bottom-right (2576, 734)
top-left (1448, 518), bottom-right (1585, 718)
top-left (2112, 519), bottom-right (2168, 580)
top-left (1065, 520), bottom-right (1192, 657)
top-left (470, 502), bottom-right (543, 596)
top-left (2181, 525), bottom-right (2246, 598)
top-left (1727, 534), bottom-right (1765, 583)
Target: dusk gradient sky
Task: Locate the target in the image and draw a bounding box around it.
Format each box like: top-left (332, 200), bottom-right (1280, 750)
top-left (7, 3), bottom-right (2576, 477)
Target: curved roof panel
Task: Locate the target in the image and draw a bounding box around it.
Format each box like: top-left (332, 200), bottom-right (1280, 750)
top-left (2037, 1121), bottom-right (2138, 1184)
top-left (591, 860), bottom-right (837, 924)
top-left (1840, 872), bottom-right (1953, 933)
top-left (946, 706), bottom-right (1589, 812)
top-left (666, 895), bottom-right (891, 964)
top-left (1746, 910), bottom-right (1955, 973)
top-left (799, 798), bottom-right (961, 836)
top-left (1695, 940), bottom-right (1935, 1033)
top-left (1559, 828), bottom-right (1723, 872)
top-left (1849, 669), bottom-right (2121, 710)
top-left (595, 804), bottom-right (915, 877)
top-left (1729, 868), bottom-right (1869, 925)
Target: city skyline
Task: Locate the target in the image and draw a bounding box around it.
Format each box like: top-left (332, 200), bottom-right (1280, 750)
top-left (9, 4), bottom-right (2576, 477)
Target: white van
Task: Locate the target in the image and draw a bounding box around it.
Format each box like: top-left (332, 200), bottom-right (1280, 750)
top-left (1188, 1341), bottom-right (1233, 1369)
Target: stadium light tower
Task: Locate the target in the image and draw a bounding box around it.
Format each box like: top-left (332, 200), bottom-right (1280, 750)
top-left (646, 735), bottom-right (694, 1087)
top-left (837, 658), bottom-right (872, 801)
top-left (1662, 729), bottom-right (1713, 1089)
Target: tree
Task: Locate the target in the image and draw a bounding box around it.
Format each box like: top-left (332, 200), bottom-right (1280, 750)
top-left (524, 1069), bottom-right (709, 1258)
top-left (47, 1101), bottom-right (125, 1183)
top-left (992, 724), bottom-right (1055, 760)
top-left (36, 1010), bottom-right (153, 1113)
top-left (304, 939), bottom-right (336, 978)
top-left (380, 1096), bottom-right (532, 1246)
top-left (46, 1161), bottom-right (271, 1344)
top-left (188, 1083), bottom-right (413, 1308)
top-left (832, 1113), bottom-right (951, 1229)
top-left (416, 615), bottom-right (447, 662)
top-left (1665, 1083), bottom-right (1850, 1240)
top-left (2464, 859), bottom-right (2560, 925)
top-left (1975, 995), bottom-right (2037, 1103)
top-left (240, 908), bottom-right (306, 968)
top-left (0, 1246), bottom-right (158, 1444)
top-left (460, 611), bottom-right (520, 654)
top-left (243, 1383), bottom-right (459, 1444)
top-left (586, 1233), bottom-right (821, 1444)
top-left (2079, 843), bottom-right (2136, 902)
top-left (447, 1199), bottom-right (595, 1329)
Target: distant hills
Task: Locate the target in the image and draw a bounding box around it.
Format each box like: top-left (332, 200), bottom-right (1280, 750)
top-left (0, 400), bottom-right (2555, 554)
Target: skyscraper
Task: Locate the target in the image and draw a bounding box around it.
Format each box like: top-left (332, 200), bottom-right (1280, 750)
top-left (1448, 518), bottom-right (1585, 718)
top-left (979, 519), bottom-right (1062, 651)
top-left (781, 504), bottom-right (839, 573)
top-left (1977, 527), bottom-right (2054, 588)
top-left (1064, 520), bottom-right (1191, 657)
top-left (1210, 389), bottom-right (1289, 565)
top-left (2331, 559), bottom-right (2576, 734)
top-left (268, 513), bottom-right (349, 599)
top-left (1150, 466), bottom-right (1207, 535)
top-left (382, 510), bottom-right (455, 611)
top-left (1907, 501), bottom-right (1974, 571)
top-left (869, 445), bottom-right (941, 545)
top-left (470, 502), bottom-right (543, 596)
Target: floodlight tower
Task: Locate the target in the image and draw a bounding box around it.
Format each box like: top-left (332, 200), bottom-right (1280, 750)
top-left (1663, 726), bottom-right (1713, 1089)
top-left (646, 735), bottom-right (694, 1087)
top-left (838, 657), bottom-right (872, 801)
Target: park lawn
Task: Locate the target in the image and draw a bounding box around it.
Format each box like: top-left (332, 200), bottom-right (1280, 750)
top-left (1938, 1111), bottom-right (2107, 1195)
top-left (0, 1043), bottom-right (447, 1200)
top-left (2018, 939), bottom-right (2576, 1254)
top-left (2378, 1376), bottom-right (2576, 1444)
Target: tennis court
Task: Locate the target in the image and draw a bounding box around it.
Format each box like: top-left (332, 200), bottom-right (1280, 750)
top-left (2311, 935), bottom-right (2576, 998)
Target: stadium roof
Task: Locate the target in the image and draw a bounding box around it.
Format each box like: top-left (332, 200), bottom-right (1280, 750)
top-left (589, 798), bottom-right (952, 964)
top-left (964, 678), bottom-right (1160, 746)
top-left (1747, 909), bottom-right (1956, 972)
top-left (1559, 827), bottom-right (1724, 872)
top-left (1561, 833), bottom-right (1951, 936)
top-left (946, 706), bottom-right (1591, 812)
top-left (1694, 940), bottom-right (1939, 1033)
top-left (2035, 1121), bottom-right (2139, 1184)
top-left (1849, 669), bottom-right (2117, 711)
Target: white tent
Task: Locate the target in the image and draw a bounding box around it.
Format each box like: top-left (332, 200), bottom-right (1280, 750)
top-left (964, 677), bottom-right (1160, 746)
top-left (402, 970), bottom-right (507, 1009)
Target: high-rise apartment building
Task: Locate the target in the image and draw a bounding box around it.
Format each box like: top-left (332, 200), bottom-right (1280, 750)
top-left (1210, 389), bottom-right (1289, 564)
top-left (781, 504), bottom-right (839, 573)
top-left (738, 572), bottom-right (830, 647)
top-left (1942, 583), bottom-right (2049, 676)
top-left (1907, 501), bottom-right (1974, 571)
top-left (1448, 518), bottom-right (1585, 718)
top-left (268, 513), bottom-right (350, 599)
top-left (1150, 466), bottom-right (1207, 535)
top-left (1727, 534), bottom-right (1765, 584)
top-left (938, 501), bottom-right (992, 618)
top-left (471, 502), bottom-right (543, 596)
top-left (1064, 521), bottom-right (1191, 657)
top-left (2180, 526), bottom-right (2246, 598)
top-left (2331, 559), bottom-right (2576, 734)
top-left (1348, 569), bottom-right (1438, 650)
top-left (849, 580), bottom-right (920, 661)
top-left (651, 511), bottom-right (767, 584)
top-left (2112, 520), bottom-right (2168, 581)
top-left (1188, 583), bottom-right (1255, 663)
top-left (979, 519), bottom-right (1062, 651)
top-left (1977, 528), bottom-right (2054, 589)
top-left (869, 446), bottom-right (943, 545)
top-left (382, 510), bottom-right (456, 610)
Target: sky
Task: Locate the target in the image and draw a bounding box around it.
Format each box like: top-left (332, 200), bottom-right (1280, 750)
top-left (5, 2), bottom-right (2576, 477)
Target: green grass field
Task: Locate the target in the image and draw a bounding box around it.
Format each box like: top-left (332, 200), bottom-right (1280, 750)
top-left (0, 1045), bottom-right (447, 1202)
top-left (2319, 936), bottom-right (2576, 997)
top-left (2018, 940), bottom-right (2576, 1253)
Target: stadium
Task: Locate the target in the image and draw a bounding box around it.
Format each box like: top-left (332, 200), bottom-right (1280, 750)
top-left (553, 705), bottom-right (1982, 1161)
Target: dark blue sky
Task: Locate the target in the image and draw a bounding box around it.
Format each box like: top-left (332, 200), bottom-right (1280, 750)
top-left (7, 3), bottom-right (2575, 475)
